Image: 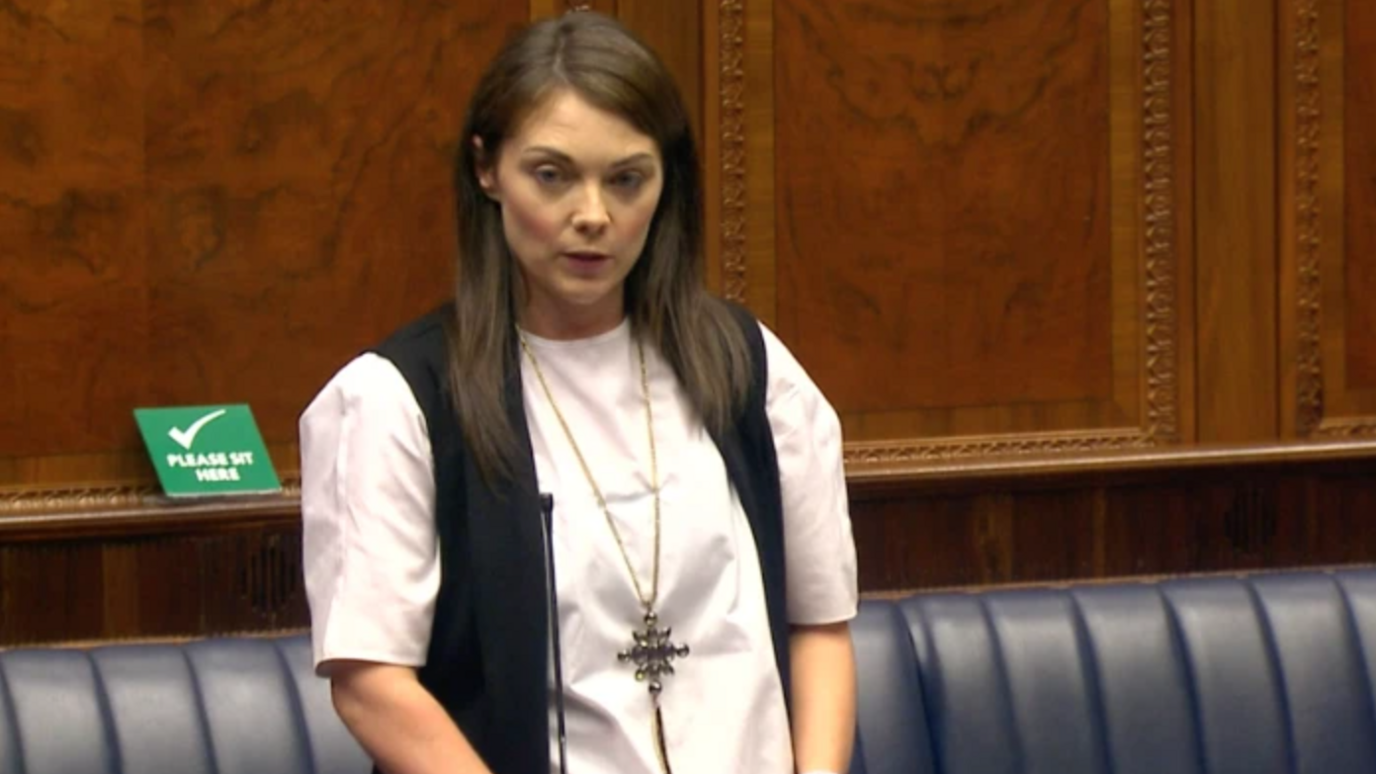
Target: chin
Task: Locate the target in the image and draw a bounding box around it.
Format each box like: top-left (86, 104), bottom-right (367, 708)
top-left (557, 280), bottom-right (624, 308)
top-left (564, 293), bottom-right (622, 313)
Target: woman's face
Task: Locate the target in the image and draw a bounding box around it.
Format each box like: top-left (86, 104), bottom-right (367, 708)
top-left (478, 89), bottom-right (664, 339)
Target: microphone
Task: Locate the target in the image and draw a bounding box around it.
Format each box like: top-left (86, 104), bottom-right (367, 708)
top-left (539, 492), bottom-right (570, 774)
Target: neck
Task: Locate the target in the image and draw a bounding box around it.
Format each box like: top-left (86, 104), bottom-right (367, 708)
top-left (519, 299), bottom-right (627, 341)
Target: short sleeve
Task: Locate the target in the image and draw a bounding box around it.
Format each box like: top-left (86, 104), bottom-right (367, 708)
top-left (759, 323), bottom-right (859, 625)
top-left (299, 353), bottom-right (440, 673)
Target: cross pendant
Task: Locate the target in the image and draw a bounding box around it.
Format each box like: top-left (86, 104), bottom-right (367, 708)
top-left (617, 610), bottom-right (690, 696)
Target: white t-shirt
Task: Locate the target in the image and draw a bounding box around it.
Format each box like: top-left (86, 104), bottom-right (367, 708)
top-left (300, 318), bottom-right (857, 774)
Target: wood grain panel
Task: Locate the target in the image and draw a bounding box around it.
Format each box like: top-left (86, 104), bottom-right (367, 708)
top-left (142, 1), bottom-right (512, 444)
top-left (617, 0), bottom-right (704, 150)
top-left (1011, 491), bottom-right (1100, 580)
top-left (0, 516), bottom-right (306, 647)
top-left (775, 0), bottom-right (1112, 412)
top-left (1099, 484), bottom-right (1199, 576)
top-left (0, 542), bottom-right (107, 644)
top-left (1346, 0), bottom-right (1376, 389)
top-left (0, 3), bottom-right (148, 457)
top-left (1281, 0), bottom-right (1376, 437)
top-left (1104, 478), bottom-right (1326, 574)
top-left (852, 496), bottom-right (991, 590)
top-left (851, 441), bottom-right (1376, 592)
top-left (703, 0), bottom-right (777, 313)
top-left (1312, 475), bottom-right (1376, 564)
top-left (726, 0), bottom-right (1192, 469)
top-left (0, 1), bottom-right (525, 504)
top-left (1195, 0), bottom-right (1278, 441)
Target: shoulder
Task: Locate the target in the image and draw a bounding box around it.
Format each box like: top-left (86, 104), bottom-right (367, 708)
top-left (702, 300), bottom-right (838, 432)
top-left (709, 297), bottom-right (761, 345)
top-left (698, 298), bottom-right (829, 411)
top-left (300, 353), bottom-right (426, 440)
top-left (701, 298), bottom-right (817, 404)
top-left (300, 303), bottom-right (455, 444)
top-left (373, 303), bottom-right (453, 368)
top-left (703, 296), bottom-right (766, 382)
top-left (754, 320), bottom-right (829, 413)
top-left (711, 296), bottom-right (755, 324)
top-left (369, 303), bottom-right (456, 419)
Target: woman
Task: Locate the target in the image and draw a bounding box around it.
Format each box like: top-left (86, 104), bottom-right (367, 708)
top-left (300, 11), bottom-right (857, 774)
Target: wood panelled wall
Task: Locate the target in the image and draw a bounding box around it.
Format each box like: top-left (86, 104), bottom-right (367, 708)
top-left (1, 0), bottom-right (528, 499)
top-left (851, 443), bottom-right (1376, 591)
top-left (1280, 0), bottom-right (1376, 438)
top-left (771, 0), bottom-right (1180, 453)
top-left (3, 0), bottom-right (1375, 644)
top-left (4, 441), bottom-right (1373, 646)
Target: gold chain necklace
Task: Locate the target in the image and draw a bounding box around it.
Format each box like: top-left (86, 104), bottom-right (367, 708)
top-left (518, 328), bottom-right (688, 774)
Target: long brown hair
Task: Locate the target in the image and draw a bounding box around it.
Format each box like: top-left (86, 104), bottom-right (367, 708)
top-left (450, 11), bottom-right (751, 485)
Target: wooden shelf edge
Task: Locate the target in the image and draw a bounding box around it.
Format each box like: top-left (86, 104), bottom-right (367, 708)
top-left (6, 440), bottom-right (1376, 532)
top-left (0, 487), bottom-right (302, 540)
top-left (847, 439), bottom-right (1376, 498)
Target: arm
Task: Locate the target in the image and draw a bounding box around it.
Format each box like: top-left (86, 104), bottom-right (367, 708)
top-left (755, 322), bottom-right (859, 774)
top-left (300, 357), bottom-right (463, 772)
top-left (789, 622), bottom-right (857, 774)
top-left (329, 661), bottom-right (492, 774)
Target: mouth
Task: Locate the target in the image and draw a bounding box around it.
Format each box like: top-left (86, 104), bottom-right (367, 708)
top-left (563, 251), bottom-right (611, 262)
top-left (559, 250), bottom-right (615, 277)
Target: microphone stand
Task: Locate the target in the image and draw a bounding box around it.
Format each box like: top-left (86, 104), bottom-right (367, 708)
top-left (539, 493), bottom-right (570, 774)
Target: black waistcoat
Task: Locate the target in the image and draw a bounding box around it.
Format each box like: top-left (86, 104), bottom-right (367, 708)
top-left (371, 301), bottom-right (789, 774)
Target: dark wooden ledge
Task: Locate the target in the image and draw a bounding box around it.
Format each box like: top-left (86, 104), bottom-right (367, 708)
top-left (848, 439), bottom-right (1376, 499)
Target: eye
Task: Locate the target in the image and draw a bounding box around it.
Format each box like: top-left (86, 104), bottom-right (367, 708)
top-left (610, 170), bottom-right (646, 191)
top-left (532, 165), bottom-right (566, 185)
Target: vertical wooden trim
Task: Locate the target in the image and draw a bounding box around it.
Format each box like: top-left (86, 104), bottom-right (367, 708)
top-left (708, 0), bottom-right (771, 318)
top-left (1313, 0), bottom-right (1375, 438)
top-left (1111, 0), bottom-right (1143, 429)
top-left (1315, 0), bottom-right (1352, 434)
top-left (1282, 0), bottom-right (1324, 436)
top-left (1282, 0), bottom-right (1375, 438)
top-left (1172, 0), bottom-right (1199, 444)
top-left (702, 2), bottom-right (724, 295)
top-left (1194, 0), bottom-right (1279, 442)
top-left (1144, 0), bottom-right (1182, 443)
top-left (1091, 489), bottom-right (1109, 578)
top-left (744, 0), bottom-right (775, 324)
top-left (975, 495), bottom-right (1016, 584)
top-left (717, 0), bottom-right (748, 304)
top-left (102, 545), bottom-right (140, 637)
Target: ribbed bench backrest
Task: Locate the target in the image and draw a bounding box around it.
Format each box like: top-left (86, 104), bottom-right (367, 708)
top-left (0, 635), bottom-right (368, 774)
top-left (849, 569), bottom-right (1376, 774)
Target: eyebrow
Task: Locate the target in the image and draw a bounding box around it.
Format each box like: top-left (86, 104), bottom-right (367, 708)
top-left (521, 147), bottom-right (657, 168)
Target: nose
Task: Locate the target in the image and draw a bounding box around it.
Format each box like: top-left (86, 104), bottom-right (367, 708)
top-left (571, 182), bottom-right (610, 235)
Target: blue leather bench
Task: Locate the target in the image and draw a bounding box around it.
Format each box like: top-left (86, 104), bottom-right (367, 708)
top-left (849, 568), bottom-right (1376, 774)
top-left (4, 568), bottom-right (1374, 773)
top-left (0, 636), bottom-right (367, 774)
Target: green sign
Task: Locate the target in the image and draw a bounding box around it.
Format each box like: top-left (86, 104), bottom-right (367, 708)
top-left (134, 404), bottom-right (281, 498)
